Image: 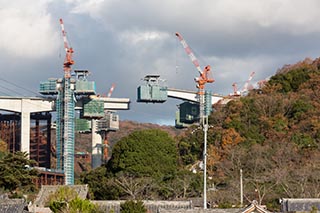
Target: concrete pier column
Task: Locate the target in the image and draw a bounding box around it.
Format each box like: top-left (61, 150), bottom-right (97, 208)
top-left (91, 119), bottom-right (102, 169)
top-left (21, 99), bottom-right (31, 156)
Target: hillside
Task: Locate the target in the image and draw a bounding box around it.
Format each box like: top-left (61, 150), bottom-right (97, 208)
top-left (175, 57), bottom-right (320, 209)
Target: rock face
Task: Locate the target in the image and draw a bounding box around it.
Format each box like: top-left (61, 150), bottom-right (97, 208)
top-left (32, 184), bottom-right (88, 208)
top-left (0, 194), bottom-right (26, 213)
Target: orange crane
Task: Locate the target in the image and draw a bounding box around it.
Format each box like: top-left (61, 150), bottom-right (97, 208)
top-left (175, 33), bottom-right (214, 93)
top-left (175, 32), bottom-right (214, 120)
top-left (59, 18), bottom-right (74, 78)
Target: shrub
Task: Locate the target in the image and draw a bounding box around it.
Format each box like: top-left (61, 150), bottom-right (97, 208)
top-left (120, 200), bottom-right (147, 213)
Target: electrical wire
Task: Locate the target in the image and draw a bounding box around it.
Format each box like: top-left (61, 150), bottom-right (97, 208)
top-left (0, 77), bottom-right (40, 96)
top-left (0, 77), bottom-right (57, 112)
top-left (0, 84), bottom-right (26, 97)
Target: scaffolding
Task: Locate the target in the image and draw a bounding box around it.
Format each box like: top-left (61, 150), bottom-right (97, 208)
top-left (56, 90), bottom-right (63, 170)
top-left (55, 78), bottom-right (76, 185)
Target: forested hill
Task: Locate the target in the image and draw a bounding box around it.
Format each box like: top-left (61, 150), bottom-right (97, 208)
top-left (176, 57), bottom-right (320, 208)
top-left (77, 57), bottom-right (319, 210)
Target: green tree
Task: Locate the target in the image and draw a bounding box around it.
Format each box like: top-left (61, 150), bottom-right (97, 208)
top-left (269, 65), bottom-right (315, 93)
top-left (120, 200), bottom-right (147, 213)
top-left (177, 127), bottom-right (203, 166)
top-left (0, 151), bottom-right (38, 194)
top-left (107, 129), bottom-right (178, 177)
top-left (81, 129), bottom-right (205, 200)
top-left (80, 166), bottom-right (120, 200)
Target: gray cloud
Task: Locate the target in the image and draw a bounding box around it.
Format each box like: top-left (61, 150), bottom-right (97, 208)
top-left (1, 0), bottom-right (320, 125)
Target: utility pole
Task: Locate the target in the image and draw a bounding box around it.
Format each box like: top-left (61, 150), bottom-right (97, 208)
top-left (203, 115), bottom-right (208, 209)
top-left (240, 169), bottom-right (243, 207)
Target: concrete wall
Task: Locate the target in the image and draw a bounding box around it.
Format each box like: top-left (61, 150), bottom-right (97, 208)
top-left (92, 200), bottom-right (242, 213)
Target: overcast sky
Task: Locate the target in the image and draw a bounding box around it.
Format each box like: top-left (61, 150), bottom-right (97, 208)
top-left (1, 0), bottom-right (320, 125)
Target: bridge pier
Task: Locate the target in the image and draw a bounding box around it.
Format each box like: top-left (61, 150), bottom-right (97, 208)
top-left (21, 107), bottom-right (30, 154)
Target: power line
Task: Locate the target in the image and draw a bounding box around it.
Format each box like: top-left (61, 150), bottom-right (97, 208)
top-left (0, 84), bottom-right (25, 96)
top-left (0, 78), bottom-right (56, 111)
top-left (0, 77), bottom-right (40, 96)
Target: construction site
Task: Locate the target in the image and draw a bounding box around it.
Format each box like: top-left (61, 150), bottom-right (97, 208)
top-left (0, 20), bottom-right (262, 213)
top-left (2, 16), bottom-right (318, 213)
top-left (0, 18), bottom-right (260, 188)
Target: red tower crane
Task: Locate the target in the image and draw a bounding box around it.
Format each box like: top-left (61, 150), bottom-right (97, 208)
top-left (231, 71), bottom-right (255, 96)
top-left (175, 32), bottom-right (214, 121)
top-left (107, 83), bottom-right (116, 98)
top-left (242, 71), bottom-right (255, 93)
top-left (175, 32), bottom-right (214, 93)
top-left (103, 83), bottom-right (116, 162)
top-left (175, 32), bottom-right (215, 209)
top-left (59, 18), bottom-right (74, 78)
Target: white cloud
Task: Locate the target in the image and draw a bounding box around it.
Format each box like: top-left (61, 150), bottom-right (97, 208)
top-left (119, 30), bottom-right (170, 45)
top-left (0, 0), bottom-right (59, 59)
top-left (68, 0), bottom-right (106, 15)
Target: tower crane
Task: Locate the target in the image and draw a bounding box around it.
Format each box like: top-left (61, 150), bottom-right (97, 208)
top-left (175, 32), bottom-right (215, 209)
top-left (175, 32), bottom-right (214, 122)
top-left (103, 83), bottom-right (116, 162)
top-left (107, 83), bottom-right (116, 98)
top-left (137, 33), bottom-right (222, 127)
top-left (231, 71), bottom-right (255, 96)
top-left (242, 71), bottom-right (255, 93)
top-left (57, 18), bottom-right (76, 185)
